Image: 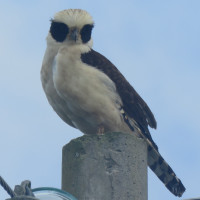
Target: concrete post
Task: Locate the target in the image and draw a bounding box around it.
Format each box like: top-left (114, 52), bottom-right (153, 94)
top-left (62, 132), bottom-right (147, 200)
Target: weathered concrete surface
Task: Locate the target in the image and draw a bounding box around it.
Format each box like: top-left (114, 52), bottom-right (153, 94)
top-left (62, 132), bottom-right (147, 200)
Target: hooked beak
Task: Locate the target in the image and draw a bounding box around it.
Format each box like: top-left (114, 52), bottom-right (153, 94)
top-left (70, 28), bottom-right (79, 42)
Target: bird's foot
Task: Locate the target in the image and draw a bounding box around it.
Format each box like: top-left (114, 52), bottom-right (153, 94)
top-left (97, 126), bottom-right (105, 135)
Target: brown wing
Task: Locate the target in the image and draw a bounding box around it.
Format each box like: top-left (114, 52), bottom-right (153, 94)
top-left (81, 49), bottom-right (157, 133)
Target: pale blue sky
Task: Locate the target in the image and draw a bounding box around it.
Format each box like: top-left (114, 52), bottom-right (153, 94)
top-left (0, 1), bottom-right (200, 200)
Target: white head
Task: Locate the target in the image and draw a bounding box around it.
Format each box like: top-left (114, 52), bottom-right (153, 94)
top-left (47, 9), bottom-right (94, 48)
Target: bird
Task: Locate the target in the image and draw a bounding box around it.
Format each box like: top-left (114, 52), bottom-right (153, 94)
top-left (41, 9), bottom-right (185, 197)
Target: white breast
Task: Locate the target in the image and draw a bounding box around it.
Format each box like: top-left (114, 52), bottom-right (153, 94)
top-left (42, 43), bottom-right (131, 135)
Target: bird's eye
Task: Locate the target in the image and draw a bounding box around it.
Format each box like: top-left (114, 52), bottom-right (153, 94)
top-left (80, 24), bottom-right (94, 43)
top-left (50, 21), bottom-right (69, 42)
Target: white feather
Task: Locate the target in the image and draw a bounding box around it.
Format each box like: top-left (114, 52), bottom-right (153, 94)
top-left (54, 9), bottom-right (94, 28)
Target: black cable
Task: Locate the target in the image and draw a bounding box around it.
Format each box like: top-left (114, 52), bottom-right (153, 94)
top-left (0, 175), bottom-right (16, 198)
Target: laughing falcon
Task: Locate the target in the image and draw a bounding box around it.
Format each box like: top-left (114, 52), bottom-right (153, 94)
top-left (41, 9), bottom-right (185, 197)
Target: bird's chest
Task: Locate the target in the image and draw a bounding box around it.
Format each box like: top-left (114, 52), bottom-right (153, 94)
top-left (53, 52), bottom-right (119, 115)
top-left (42, 46), bottom-right (125, 134)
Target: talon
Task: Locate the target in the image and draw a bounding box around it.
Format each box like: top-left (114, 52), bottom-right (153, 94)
top-left (97, 126), bottom-right (105, 135)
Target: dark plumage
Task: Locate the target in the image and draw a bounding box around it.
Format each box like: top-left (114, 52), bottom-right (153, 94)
top-left (50, 21), bottom-right (69, 42)
top-left (81, 49), bottom-right (157, 149)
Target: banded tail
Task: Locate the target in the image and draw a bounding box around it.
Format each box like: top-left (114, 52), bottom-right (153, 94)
top-left (147, 144), bottom-right (185, 197)
top-left (122, 112), bottom-right (186, 197)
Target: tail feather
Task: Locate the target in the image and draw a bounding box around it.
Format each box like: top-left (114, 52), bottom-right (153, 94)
top-left (123, 113), bottom-right (186, 197)
top-left (148, 145), bottom-right (185, 197)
